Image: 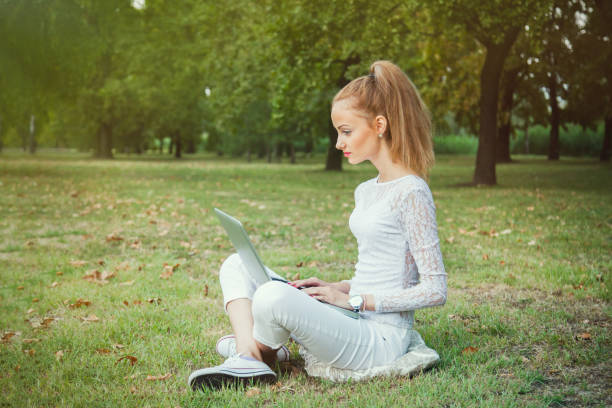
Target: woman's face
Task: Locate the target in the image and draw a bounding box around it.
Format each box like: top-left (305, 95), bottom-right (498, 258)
top-left (331, 98), bottom-right (381, 165)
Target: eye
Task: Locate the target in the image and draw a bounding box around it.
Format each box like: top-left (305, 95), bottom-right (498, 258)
top-left (342, 129), bottom-right (352, 136)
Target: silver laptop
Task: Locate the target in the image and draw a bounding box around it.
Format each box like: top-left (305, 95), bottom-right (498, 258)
top-left (214, 208), bottom-right (359, 319)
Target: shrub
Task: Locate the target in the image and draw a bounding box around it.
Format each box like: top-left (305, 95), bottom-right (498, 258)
top-left (433, 134), bottom-right (478, 155)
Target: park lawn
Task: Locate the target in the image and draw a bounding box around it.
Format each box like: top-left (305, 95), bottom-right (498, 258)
top-left (0, 152), bottom-right (610, 407)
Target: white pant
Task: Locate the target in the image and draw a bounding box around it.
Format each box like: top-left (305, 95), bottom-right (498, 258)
top-left (219, 253), bottom-right (411, 370)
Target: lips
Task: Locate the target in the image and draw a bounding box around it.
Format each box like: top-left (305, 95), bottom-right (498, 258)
top-left (344, 152), bottom-right (351, 157)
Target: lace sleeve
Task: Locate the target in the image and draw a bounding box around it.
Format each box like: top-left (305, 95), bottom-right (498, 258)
top-left (374, 188), bottom-right (447, 313)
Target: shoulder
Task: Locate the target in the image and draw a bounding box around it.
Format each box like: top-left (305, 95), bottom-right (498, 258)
top-left (392, 176), bottom-right (435, 209)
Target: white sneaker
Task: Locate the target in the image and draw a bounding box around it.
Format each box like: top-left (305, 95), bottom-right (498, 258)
top-left (188, 354), bottom-right (277, 390)
top-left (216, 335), bottom-right (290, 362)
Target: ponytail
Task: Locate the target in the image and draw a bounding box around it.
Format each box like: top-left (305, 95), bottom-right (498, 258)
top-left (333, 61), bottom-right (434, 181)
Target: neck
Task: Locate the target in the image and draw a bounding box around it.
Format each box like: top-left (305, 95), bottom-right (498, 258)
top-left (370, 146), bottom-right (417, 183)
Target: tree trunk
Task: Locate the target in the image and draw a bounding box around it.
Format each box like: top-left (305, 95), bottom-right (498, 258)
top-left (275, 141), bottom-right (283, 161)
top-left (246, 147), bottom-right (252, 162)
top-left (186, 138), bottom-right (196, 154)
top-left (496, 68), bottom-right (520, 163)
top-left (28, 114), bottom-right (37, 154)
top-left (267, 143), bottom-right (272, 163)
top-left (174, 133), bottom-right (182, 158)
top-left (524, 120), bottom-right (530, 154)
top-left (547, 73), bottom-right (560, 160)
top-left (325, 118), bottom-right (342, 171)
top-left (169, 138), bottom-right (174, 155)
top-left (473, 32), bottom-right (519, 185)
top-left (94, 122), bottom-right (113, 158)
top-left (601, 116), bottom-right (612, 161)
top-left (288, 142), bottom-right (296, 164)
top-left (0, 115), bottom-right (3, 152)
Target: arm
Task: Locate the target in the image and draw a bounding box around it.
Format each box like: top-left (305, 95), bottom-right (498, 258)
top-left (367, 188), bottom-right (447, 312)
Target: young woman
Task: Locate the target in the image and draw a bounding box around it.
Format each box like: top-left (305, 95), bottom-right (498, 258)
top-left (188, 60), bottom-right (447, 390)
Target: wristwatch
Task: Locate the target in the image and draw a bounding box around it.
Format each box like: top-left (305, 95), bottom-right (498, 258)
top-left (348, 295), bottom-right (364, 313)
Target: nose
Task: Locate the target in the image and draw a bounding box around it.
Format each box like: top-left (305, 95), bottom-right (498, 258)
top-left (335, 134), bottom-right (345, 151)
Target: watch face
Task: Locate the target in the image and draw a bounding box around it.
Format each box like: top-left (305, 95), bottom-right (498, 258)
top-left (349, 296), bottom-right (362, 308)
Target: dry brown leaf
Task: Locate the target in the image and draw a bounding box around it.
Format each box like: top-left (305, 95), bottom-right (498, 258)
top-left (2, 331), bottom-right (17, 342)
top-left (96, 348), bottom-right (112, 354)
top-left (499, 260), bottom-right (506, 266)
top-left (160, 265), bottom-right (173, 279)
top-left (113, 343), bottom-right (125, 349)
top-left (295, 261), bottom-right (304, 268)
top-left (26, 308), bottom-right (35, 314)
top-left (203, 285), bottom-right (209, 297)
top-left (119, 280), bottom-right (135, 286)
top-left (526, 206), bottom-right (534, 211)
top-left (23, 349), bottom-right (36, 356)
top-left (55, 350), bottom-right (64, 361)
top-left (80, 314), bottom-right (100, 323)
top-left (70, 260), bottom-right (88, 267)
top-left (291, 273), bottom-right (300, 281)
top-left (17, 286), bottom-right (24, 290)
top-left (482, 254), bottom-right (489, 260)
top-left (69, 298), bottom-right (91, 309)
top-left (106, 233), bottom-right (124, 242)
top-left (123, 300), bottom-right (129, 306)
top-left (576, 332), bottom-right (592, 340)
top-left (22, 338), bottom-right (40, 344)
top-left (41, 317), bottom-right (56, 327)
top-left (146, 298), bottom-right (161, 304)
top-left (50, 281), bottom-right (59, 288)
top-left (116, 355), bottom-right (138, 366)
top-left (461, 346), bottom-right (478, 354)
top-left (145, 373), bottom-right (172, 381)
top-left (129, 386), bottom-right (137, 394)
top-left (445, 236), bottom-right (455, 243)
top-left (133, 300), bottom-right (142, 305)
top-left (32, 298), bottom-right (39, 303)
top-left (56, 271), bottom-right (63, 276)
top-left (245, 387), bottom-right (261, 397)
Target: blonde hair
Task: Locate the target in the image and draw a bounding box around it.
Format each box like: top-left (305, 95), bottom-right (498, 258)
top-left (333, 60), bottom-right (434, 181)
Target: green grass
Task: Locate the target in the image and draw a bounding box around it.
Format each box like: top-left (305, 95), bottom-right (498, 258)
top-left (0, 152), bottom-right (610, 407)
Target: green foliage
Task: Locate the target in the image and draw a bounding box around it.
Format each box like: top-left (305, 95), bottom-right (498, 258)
top-left (511, 123), bottom-right (604, 157)
top-left (433, 134), bottom-right (478, 155)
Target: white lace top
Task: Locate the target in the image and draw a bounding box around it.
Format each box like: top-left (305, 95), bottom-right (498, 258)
top-left (347, 174), bottom-right (447, 328)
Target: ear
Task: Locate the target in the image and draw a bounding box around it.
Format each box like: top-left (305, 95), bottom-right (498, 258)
top-left (374, 115), bottom-right (388, 136)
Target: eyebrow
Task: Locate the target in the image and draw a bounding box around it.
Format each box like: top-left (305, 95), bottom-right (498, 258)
top-left (336, 123), bottom-right (350, 129)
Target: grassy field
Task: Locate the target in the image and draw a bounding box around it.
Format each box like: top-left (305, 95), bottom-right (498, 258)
top-left (0, 152), bottom-right (610, 407)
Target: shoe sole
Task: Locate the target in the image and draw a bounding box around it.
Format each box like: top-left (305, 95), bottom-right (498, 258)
top-left (189, 370), bottom-right (277, 391)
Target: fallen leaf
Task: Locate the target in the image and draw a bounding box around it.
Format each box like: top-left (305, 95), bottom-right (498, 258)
top-left (445, 236), bottom-right (455, 243)
top-left (123, 300), bottom-right (129, 306)
top-left (55, 350), bottom-right (64, 361)
top-left (80, 314), bottom-right (100, 323)
top-left (499, 260), bottom-right (506, 266)
top-left (22, 338), bottom-right (40, 344)
top-left (23, 349), bottom-right (36, 356)
top-left (295, 261), bottom-right (304, 268)
top-left (41, 317), bottom-right (56, 327)
top-left (130, 386), bottom-right (137, 393)
top-left (50, 281), bottom-right (59, 288)
top-left (56, 271), bottom-right (63, 276)
top-left (291, 273), bottom-right (300, 281)
top-left (116, 355), bottom-right (138, 366)
top-left (526, 206), bottom-right (534, 211)
top-left (106, 233), bottom-right (124, 242)
top-left (500, 229), bottom-right (512, 235)
top-left (70, 260), bottom-right (88, 267)
top-left (113, 343), bottom-right (125, 349)
top-left (69, 298), bottom-right (91, 309)
top-left (145, 373), bottom-right (172, 381)
top-left (96, 348), bottom-right (112, 354)
top-left (146, 298), bottom-right (161, 304)
top-left (26, 308), bottom-right (35, 314)
top-left (17, 286), bottom-right (24, 290)
top-left (461, 346), bottom-right (478, 355)
top-left (133, 300), bottom-right (142, 305)
top-left (203, 285), bottom-right (209, 297)
top-left (245, 387), bottom-right (261, 397)
top-left (482, 254), bottom-right (489, 260)
top-left (119, 280), bottom-right (135, 286)
top-left (1, 331), bottom-right (17, 342)
top-left (160, 265), bottom-right (173, 279)
top-left (527, 240), bottom-right (536, 246)
top-left (32, 298), bottom-right (39, 303)
top-left (576, 332), bottom-right (592, 340)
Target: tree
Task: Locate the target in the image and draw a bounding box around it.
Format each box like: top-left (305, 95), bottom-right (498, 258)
top-left (424, 0), bottom-right (549, 185)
